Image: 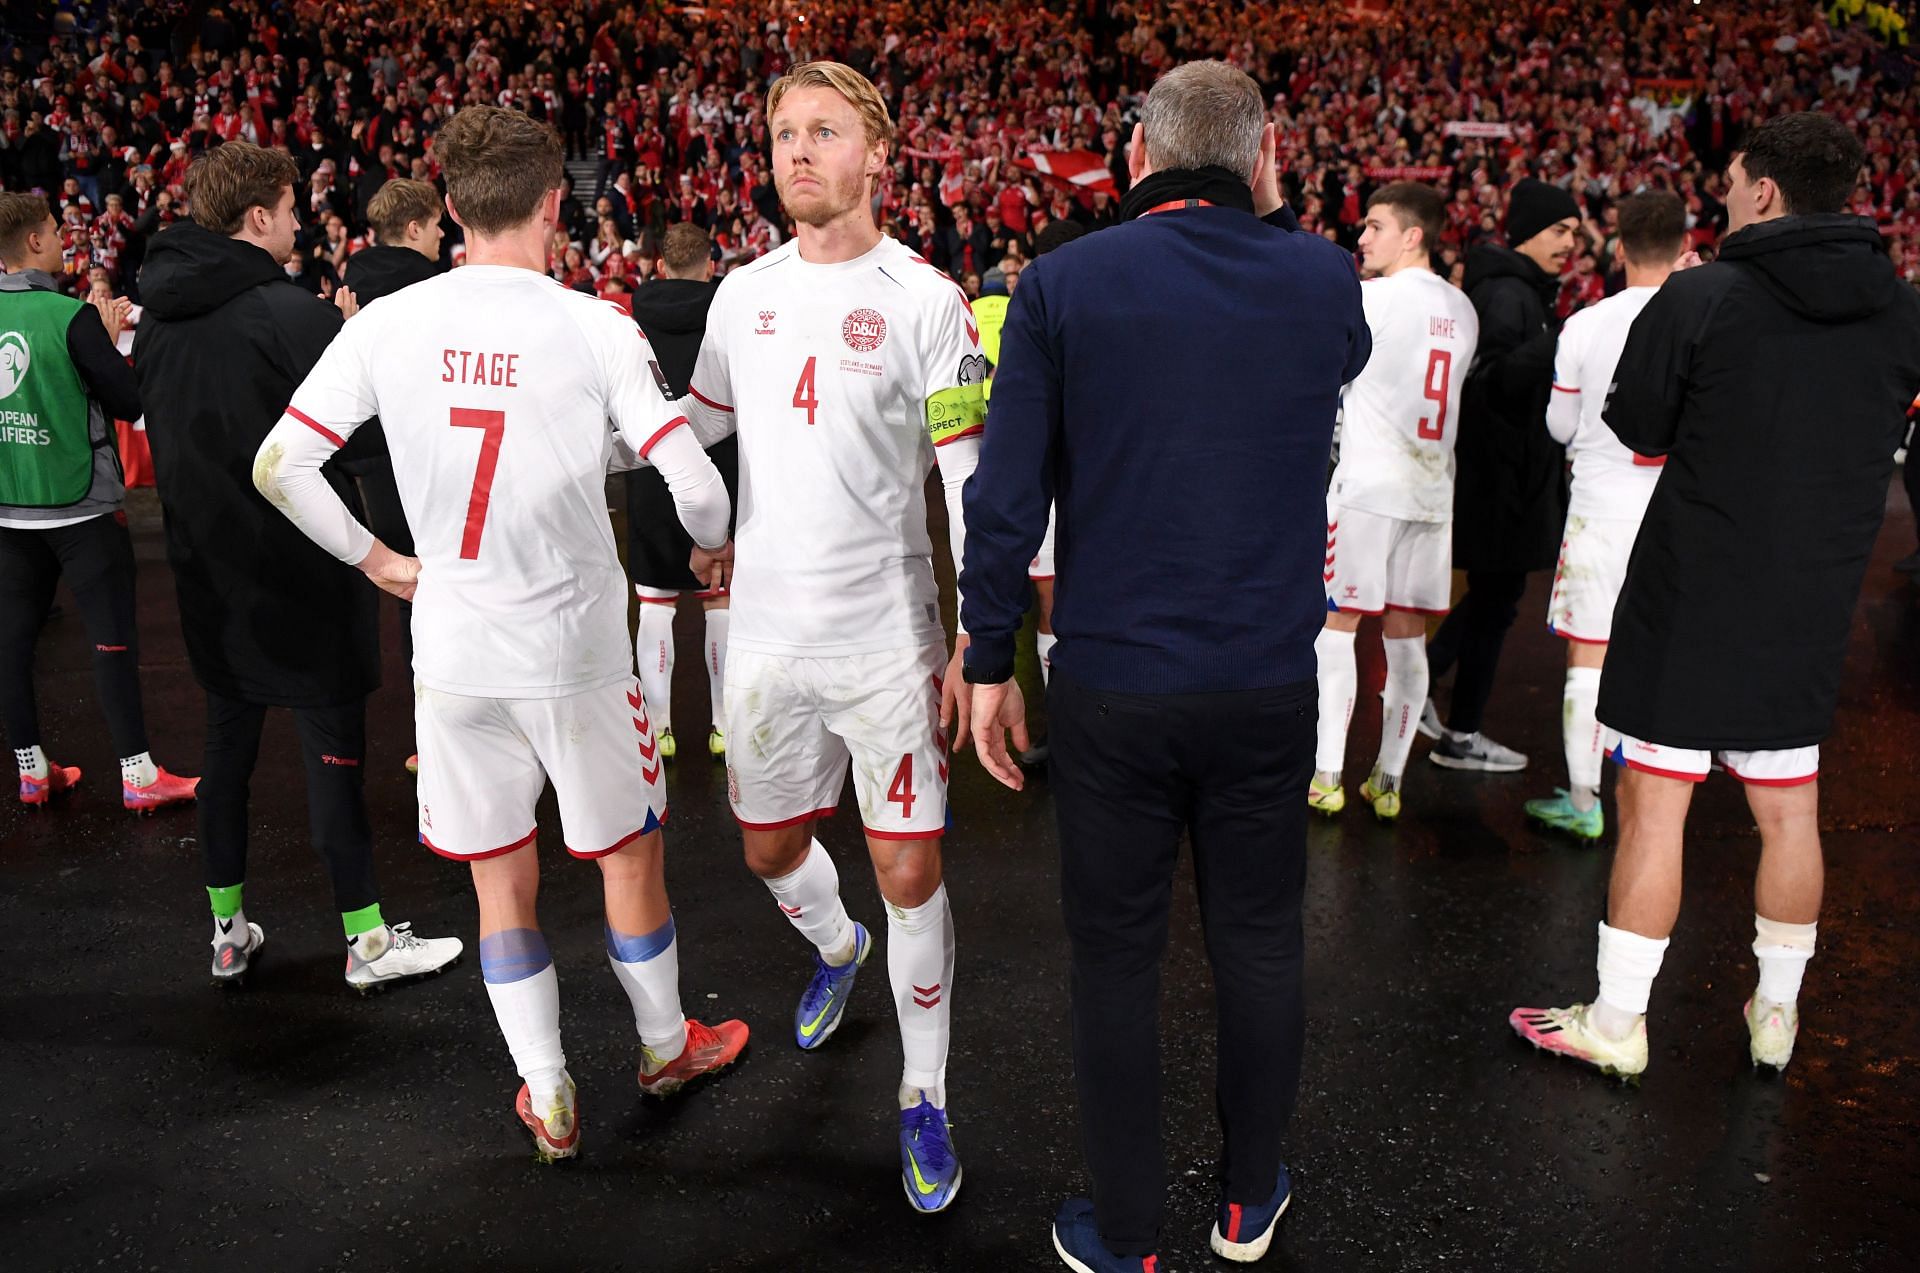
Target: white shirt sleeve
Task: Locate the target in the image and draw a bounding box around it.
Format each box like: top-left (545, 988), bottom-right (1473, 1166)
top-left (678, 286), bottom-right (738, 446)
top-left (920, 286), bottom-right (989, 634)
top-left (592, 304), bottom-right (731, 548)
top-left (1547, 318), bottom-right (1583, 446)
top-left (254, 314), bottom-right (377, 565)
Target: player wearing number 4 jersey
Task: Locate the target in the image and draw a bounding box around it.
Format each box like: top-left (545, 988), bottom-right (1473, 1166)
top-left (1524, 193), bottom-right (1691, 842)
top-left (254, 106), bottom-right (747, 1161)
top-left (1313, 183), bottom-right (1477, 822)
top-left (676, 62), bottom-right (982, 1214)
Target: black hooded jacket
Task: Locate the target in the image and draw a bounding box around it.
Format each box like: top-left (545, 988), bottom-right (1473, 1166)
top-left (1599, 215), bottom-right (1920, 749)
top-left (133, 223), bottom-right (379, 707)
top-left (339, 244), bottom-right (444, 468)
top-left (1453, 243), bottom-right (1568, 572)
top-left (623, 277), bottom-right (737, 592)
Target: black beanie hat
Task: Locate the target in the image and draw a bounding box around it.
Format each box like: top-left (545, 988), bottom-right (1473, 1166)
top-left (1505, 177), bottom-right (1581, 249)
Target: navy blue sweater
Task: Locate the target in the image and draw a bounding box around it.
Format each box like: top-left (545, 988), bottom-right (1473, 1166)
top-left (959, 206), bottom-right (1370, 694)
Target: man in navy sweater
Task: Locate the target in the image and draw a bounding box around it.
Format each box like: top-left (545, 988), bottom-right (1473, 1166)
top-left (959, 61), bottom-right (1370, 1272)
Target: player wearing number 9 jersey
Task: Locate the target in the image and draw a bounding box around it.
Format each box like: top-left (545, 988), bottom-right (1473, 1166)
top-left (675, 61), bottom-right (982, 1214)
top-left (1312, 183), bottom-right (1478, 822)
top-left (254, 105), bottom-right (748, 1163)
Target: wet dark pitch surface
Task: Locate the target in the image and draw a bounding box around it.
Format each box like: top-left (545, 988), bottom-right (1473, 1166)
top-left (3, 483), bottom-right (1919, 1273)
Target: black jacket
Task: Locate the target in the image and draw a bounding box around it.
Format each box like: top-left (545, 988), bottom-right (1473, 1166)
top-left (339, 245), bottom-right (443, 468)
top-left (134, 223), bottom-right (379, 707)
top-left (1453, 244), bottom-right (1567, 572)
top-left (624, 277), bottom-right (736, 591)
top-left (1599, 215), bottom-right (1920, 749)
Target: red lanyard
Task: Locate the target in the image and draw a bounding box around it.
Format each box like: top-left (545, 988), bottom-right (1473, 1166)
top-left (1141, 198), bottom-right (1215, 216)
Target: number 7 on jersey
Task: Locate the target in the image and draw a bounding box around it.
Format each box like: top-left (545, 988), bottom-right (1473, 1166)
top-left (450, 407), bottom-right (505, 560)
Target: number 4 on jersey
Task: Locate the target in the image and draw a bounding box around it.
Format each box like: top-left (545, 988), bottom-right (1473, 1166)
top-left (793, 356), bottom-right (819, 426)
top-left (1417, 349), bottom-right (1452, 441)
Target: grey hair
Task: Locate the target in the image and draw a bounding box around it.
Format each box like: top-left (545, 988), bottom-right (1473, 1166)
top-left (1139, 61), bottom-right (1265, 182)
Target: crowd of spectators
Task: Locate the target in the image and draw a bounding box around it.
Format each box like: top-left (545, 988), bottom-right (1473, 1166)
top-left (3, 0), bottom-right (1918, 318)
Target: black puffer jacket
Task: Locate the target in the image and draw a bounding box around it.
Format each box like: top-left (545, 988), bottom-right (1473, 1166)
top-left (1600, 215), bottom-right (1920, 748)
top-left (134, 223), bottom-right (379, 707)
top-left (1452, 244), bottom-right (1568, 573)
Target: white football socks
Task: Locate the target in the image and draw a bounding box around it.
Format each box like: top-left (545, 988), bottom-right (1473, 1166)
top-left (1593, 920), bottom-right (1669, 1039)
top-left (480, 933), bottom-right (567, 1109)
top-left (704, 608), bottom-right (730, 728)
top-left (1753, 914), bottom-right (1817, 1008)
top-left (1562, 667), bottom-right (1603, 811)
top-left (887, 883), bottom-right (954, 1108)
top-left (1035, 631), bottom-right (1057, 689)
top-left (1313, 627), bottom-right (1357, 778)
top-left (1376, 635), bottom-right (1429, 781)
top-left (120, 751), bottom-right (158, 788)
top-left (635, 592), bottom-right (677, 733)
top-left (765, 839), bottom-right (857, 963)
top-left (15, 745), bottom-right (47, 781)
top-left (606, 917), bottom-right (688, 1065)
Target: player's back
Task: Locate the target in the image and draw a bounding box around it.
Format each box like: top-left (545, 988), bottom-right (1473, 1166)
top-left (351, 267), bottom-right (657, 697)
top-left (703, 238), bottom-right (957, 657)
top-left (1557, 286), bottom-right (1662, 522)
top-left (1332, 268), bottom-right (1479, 523)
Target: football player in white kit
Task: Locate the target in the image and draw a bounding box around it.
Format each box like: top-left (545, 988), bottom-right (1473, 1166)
top-left (1312, 183), bottom-right (1479, 820)
top-left (253, 106), bottom-right (748, 1162)
top-left (1525, 192), bottom-right (1693, 842)
top-left (677, 62), bottom-right (983, 1213)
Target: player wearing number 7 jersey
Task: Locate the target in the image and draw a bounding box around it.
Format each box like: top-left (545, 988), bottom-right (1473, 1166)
top-left (254, 106), bottom-right (748, 1162)
top-left (675, 62), bottom-right (985, 1214)
top-left (1312, 183), bottom-right (1478, 822)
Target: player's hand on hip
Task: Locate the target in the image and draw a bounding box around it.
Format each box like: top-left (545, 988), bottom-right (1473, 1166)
top-left (358, 540), bottom-right (422, 602)
top-left (690, 538), bottom-right (735, 593)
top-left (970, 679), bottom-right (1028, 792)
top-left (941, 634), bottom-right (971, 744)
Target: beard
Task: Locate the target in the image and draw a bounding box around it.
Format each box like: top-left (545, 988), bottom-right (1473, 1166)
top-left (778, 167), bottom-right (868, 228)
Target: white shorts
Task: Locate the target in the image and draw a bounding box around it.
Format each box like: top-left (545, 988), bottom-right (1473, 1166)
top-left (1607, 732), bottom-right (1820, 787)
top-left (1029, 506), bottom-right (1056, 580)
top-left (1323, 503), bottom-right (1451, 616)
top-left (416, 677), bottom-right (666, 860)
top-left (1548, 514), bottom-right (1639, 644)
top-left (725, 643), bottom-right (948, 839)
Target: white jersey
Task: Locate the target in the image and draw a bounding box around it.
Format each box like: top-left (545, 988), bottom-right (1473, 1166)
top-left (1329, 268), bottom-right (1480, 524)
top-left (275, 265), bottom-right (721, 699)
top-left (681, 235), bottom-right (986, 658)
top-left (1549, 285), bottom-right (1664, 523)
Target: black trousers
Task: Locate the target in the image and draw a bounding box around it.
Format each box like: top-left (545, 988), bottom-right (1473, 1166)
top-left (1426, 568), bottom-right (1530, 735)
top-left (198, 690), bottom-right (380, 916)
top-left (0, 515), bottom-right (149, 759)
top-left (1049, 670), bottom-right (1314, 1256)
top-left (352, 461), bottom-right (415, 664)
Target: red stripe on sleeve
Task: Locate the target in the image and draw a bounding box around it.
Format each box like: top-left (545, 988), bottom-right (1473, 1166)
top-left (1551, 384), bottom-right (1581, 394)
top-left (638, 417), bottom-right (690, 458)
top-left (933, 423), bottom-right (985, 447)
top-left (286, 406), bottom-right (346, 448)
top-left (688, 386), bottom-right (734, 413)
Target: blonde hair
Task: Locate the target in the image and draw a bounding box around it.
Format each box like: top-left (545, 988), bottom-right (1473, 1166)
top-left (766, 61), bottom-right (894, 148)
top-left (367, 178), bottom-right (443, 242)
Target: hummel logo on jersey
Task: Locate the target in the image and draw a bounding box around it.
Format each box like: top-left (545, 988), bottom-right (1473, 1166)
top-left (755, 310), bottom-right (777, 335)
top-left (320, 753), bottom-right (359, 767)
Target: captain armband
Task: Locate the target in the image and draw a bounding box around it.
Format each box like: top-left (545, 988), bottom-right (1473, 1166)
top-left (925, 383), bottom-right (986, 447)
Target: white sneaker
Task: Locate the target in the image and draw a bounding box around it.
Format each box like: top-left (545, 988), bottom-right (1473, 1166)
top-left (211, 920), bottom-right (265, 986)
top-left (1430, 730), bottom-right (1529, 773)
top-left (1745, 997), bottom-right (1799, 1071)
top-left (344, 922), bottom-right (464, 993)
top-left (1416, 698), bottom-right (1444, 741)
top-left (1509, 1002), bottom-right (1648, 1080)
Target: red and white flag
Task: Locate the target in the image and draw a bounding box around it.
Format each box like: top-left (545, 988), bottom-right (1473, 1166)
top-left (1017, 149), bottom-right (1119, 198)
